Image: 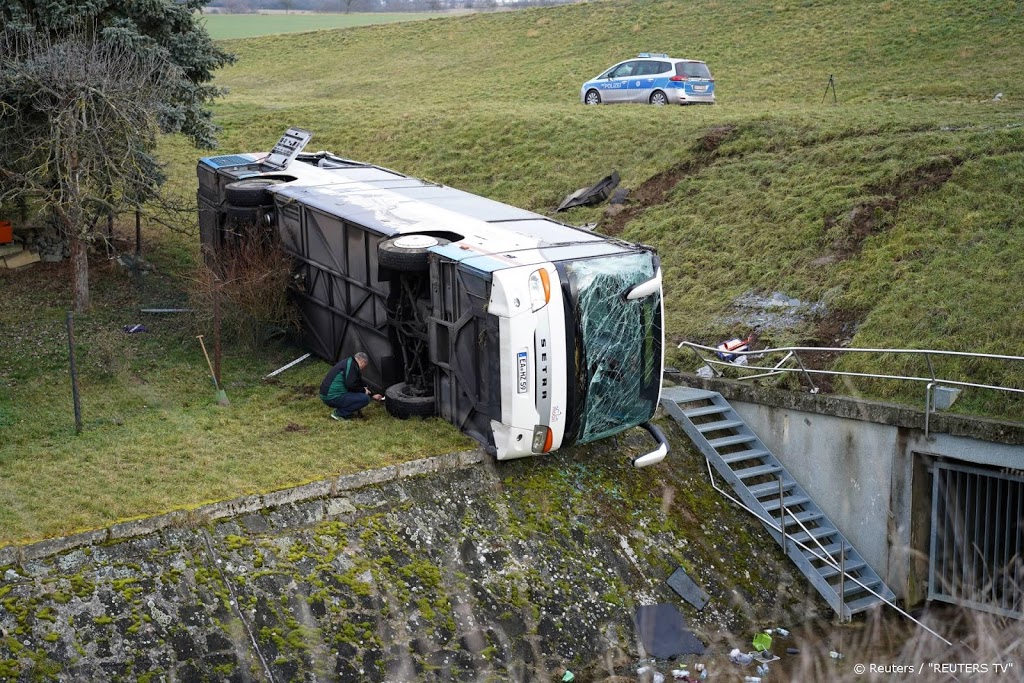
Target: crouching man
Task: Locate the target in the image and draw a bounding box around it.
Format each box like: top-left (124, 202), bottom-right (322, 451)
top-left (319, 351), bottom-right (383, 420)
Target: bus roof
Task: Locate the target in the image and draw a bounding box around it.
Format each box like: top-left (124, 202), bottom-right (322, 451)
top-left (203, 152), bottom-right (641, 266)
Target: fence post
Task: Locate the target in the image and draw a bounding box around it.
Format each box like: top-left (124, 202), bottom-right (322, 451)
top-left (66, 311), bottom-right (82, 434)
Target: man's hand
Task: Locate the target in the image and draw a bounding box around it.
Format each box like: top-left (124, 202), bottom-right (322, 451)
top-left (372, 393), bottom-right (384, 401)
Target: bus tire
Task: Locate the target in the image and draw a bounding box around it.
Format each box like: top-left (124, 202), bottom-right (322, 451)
top-left (224, 203), bottom-right (266, 224)
top-left (225, 178), bottom-right (283, 207)
top-left (384, 382), bottom-right (436, 419)
top-left (378, 235), bottom-right (450, 272)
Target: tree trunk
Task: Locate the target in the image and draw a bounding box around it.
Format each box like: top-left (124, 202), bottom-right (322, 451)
top-left (71, 233), bottom-right (90, 313)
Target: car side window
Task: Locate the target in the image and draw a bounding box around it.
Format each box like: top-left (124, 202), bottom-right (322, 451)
top-left (634, 61), bottom-right (664, 77)
top-left (610, 61), bottom-right (637, 78)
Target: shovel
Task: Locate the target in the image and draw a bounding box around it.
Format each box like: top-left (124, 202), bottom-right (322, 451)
top-left (197, 335), bottom-right (230, 407)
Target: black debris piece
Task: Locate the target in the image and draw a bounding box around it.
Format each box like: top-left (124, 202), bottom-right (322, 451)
top-left (634, 603), bottom-right (705, 659)
top-left (609, 187), bottom-right (630, 205)
top-left (556, 171), bottom-right (621, 211)
top-left (667, 567), bottom-right (710, 611)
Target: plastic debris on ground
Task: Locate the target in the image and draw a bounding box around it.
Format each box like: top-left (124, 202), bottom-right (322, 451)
top-left (752, 631), bottom-right (772, 652)
top-left (716, 335), bottom-right (753, 363)
top-left (121, 324), bottom-right (149, 334)
top-left (634, 604), bottom-right (706, 659)
top-left (561, 671), bottom-right (575, 682)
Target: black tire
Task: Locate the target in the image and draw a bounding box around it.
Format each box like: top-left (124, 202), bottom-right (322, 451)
top-left (584, 89), bottom-right (601, 105)
top-left (223, 203), bottom-right (267, 224)
top-left (378, 235), bottom-right (450, 273)
top-left (649, 90), bottom-right (668, 106)
top-left (225, 178), bottom-right (283, 207)
top-left (384, 382), bottom-right (437, 419)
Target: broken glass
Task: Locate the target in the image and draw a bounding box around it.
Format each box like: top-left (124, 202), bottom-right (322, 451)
top-left (564, 251), bottom-right (662, 444)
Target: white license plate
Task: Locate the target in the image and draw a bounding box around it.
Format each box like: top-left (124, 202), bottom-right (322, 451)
top-left (517, 350), bottom-right (529, 393)
top-left (693, 85), bottom-right (707, 92)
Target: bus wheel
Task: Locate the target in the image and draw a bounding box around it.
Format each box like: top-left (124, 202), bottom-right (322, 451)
top-left (378, 235), bottom-right (450, 272)
top-left (384, 382), bottom-right (437, 419)
top-left (224, 178), bottom-right (283, 207)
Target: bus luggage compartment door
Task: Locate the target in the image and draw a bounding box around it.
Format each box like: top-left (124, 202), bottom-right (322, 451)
top-left (429, 258), bottom-right (501, 452)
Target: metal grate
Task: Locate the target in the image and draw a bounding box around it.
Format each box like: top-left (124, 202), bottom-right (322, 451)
top-left (203, 154), bottom-right (254, 168)
top-left (929, 461), bottom-right (1024, 619)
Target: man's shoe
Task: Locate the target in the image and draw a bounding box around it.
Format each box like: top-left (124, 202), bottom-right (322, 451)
top-left (330, 410), bottom-right (350, 421)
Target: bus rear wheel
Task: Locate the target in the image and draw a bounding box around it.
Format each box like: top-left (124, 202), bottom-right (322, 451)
top-left (378, 235), bottom-right (450, 272)
top-left (384, 382), bottom-right (436, 419)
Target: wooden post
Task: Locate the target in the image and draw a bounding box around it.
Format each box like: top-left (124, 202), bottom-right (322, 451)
top-left (66, 311), bottom-right (82, 434)
top-left (213, 277), bottom-right (222, 386)
top-left (135, 210), bottom-right (141, 257)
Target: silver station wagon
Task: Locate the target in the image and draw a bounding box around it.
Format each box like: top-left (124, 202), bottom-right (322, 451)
top-left (580, 53), bottom-right (716, 106)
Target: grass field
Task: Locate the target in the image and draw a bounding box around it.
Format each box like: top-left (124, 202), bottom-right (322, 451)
top-left (200, 11), bottom-right (447, 40)
top-left (3, 0), bottom-right (1024, 545)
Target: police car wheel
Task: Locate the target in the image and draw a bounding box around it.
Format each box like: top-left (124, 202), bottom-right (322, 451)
top-left (585, 89), bottom-right (601, 105)
top-left (649, 91), bottom-right (668, 106)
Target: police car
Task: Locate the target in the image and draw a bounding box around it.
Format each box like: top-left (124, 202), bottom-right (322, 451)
top-left (580, 53), bottom-right (715, 106)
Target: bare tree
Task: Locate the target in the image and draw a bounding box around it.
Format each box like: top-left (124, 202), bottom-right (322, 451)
top-left (0, 31), bottom-right (176, 312)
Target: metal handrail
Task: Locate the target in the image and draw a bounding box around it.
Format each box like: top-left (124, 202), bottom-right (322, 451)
top-left (679, 341), bottom-right (1024, 436)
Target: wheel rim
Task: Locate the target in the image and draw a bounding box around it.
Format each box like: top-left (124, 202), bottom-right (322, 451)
top-left (393, 235), bottom-right (439, 249)
top-left (651, 92), bottom-right (667, 105)
top-left (586, 91), bottom-right (600, 105)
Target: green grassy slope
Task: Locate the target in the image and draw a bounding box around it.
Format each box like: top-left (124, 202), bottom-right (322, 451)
top-left (201, 0), bottom-right (1024, 407)
top-left (3, 0), bottom-right (1023, 545)
top-left (200, 12), bottom-right (443, 40)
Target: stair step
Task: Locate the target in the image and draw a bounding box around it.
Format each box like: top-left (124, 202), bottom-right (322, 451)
top-left (819, 561), bottom-right (866, 579)
top-left (840, 579), bottom-right (882, 597)
top-left (708, 434), bottom-right (758, 449)
top-left (778, 510), bottom-right (825, 528)
top-left (735, 464), bottom-right (783, 480)
top-left (682, 404), bottom-right (730, 419)
top-left (721, 448), bottom-right (769, 464)
top-left (803, 542), bottom-right (847, 562)
top-left (846, 595), bottom-right (886, 614)
top-left (789, 527), bottom-right (838, 545)
top-left (749, 480), bottom-right (794, 499)
top-left (761, 495), bottom-right (809, 513)
top-left (697, 419), bottom-right (744, 433)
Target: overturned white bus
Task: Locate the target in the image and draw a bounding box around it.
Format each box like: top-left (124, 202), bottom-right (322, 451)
top-left (198, 130), bottom-right (668, 466)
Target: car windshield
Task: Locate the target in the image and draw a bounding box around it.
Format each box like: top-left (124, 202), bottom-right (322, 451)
top-left (676, 62), bottom-right (712, 78)
top-left (562, 252), bottom-right (662, 444)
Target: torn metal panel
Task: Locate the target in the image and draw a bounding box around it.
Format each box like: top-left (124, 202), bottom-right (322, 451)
top-left (556, 171), bottom-right (621, 211)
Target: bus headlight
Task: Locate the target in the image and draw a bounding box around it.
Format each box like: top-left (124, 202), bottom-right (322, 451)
top-left (532, 425), bottom-right (553, 453)
top-left (528, 269), bottom-right (551, 311)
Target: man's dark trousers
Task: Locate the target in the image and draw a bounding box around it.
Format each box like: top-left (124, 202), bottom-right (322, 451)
top-left (324, 391), bottom-right (369, 418)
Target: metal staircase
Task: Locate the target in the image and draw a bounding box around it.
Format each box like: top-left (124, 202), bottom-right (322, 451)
top-left (661, 386), bottom-right (895, 619)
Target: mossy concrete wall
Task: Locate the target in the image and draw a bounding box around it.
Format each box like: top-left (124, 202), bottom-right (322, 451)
top-left (0, 428), bottom-right (821, 682)
top-left (670, 373), bottom-right (1024, 604)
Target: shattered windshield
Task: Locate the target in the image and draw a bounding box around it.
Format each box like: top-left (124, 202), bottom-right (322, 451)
top-left (563, 252), bottom-right (662, 444)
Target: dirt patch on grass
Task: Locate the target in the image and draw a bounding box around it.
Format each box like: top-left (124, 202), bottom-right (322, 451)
top-left (602, 125), bottom-right (737, 236)
top-left (826, 157), bottom-right (961, 259)
top-left (287, 384), bottom-right (319, 399)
